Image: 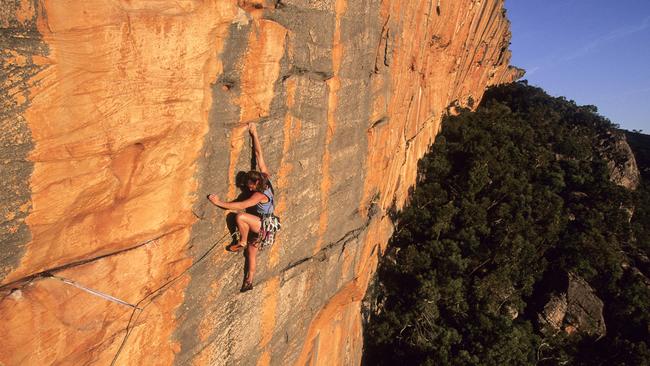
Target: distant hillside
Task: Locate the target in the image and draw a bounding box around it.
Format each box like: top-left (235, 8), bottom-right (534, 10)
top-left (625, 131), bottom-right (650, 180)
top-left (363, 82), bottom-right (650, 366)
top-left (624, 130), bottom-right (650, 280)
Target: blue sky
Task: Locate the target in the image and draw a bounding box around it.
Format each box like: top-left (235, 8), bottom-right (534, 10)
top-left (505, 0), bottom-right (650, 132)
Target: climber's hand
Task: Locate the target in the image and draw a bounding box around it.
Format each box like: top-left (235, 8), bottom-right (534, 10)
top-left (208, 193), bottom-right (220, 205)
top-left (248, 122), bottom-right (257, 136)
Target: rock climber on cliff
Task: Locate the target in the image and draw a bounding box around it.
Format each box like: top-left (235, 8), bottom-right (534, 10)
top-left (207, 122), bottom-right (279, 292)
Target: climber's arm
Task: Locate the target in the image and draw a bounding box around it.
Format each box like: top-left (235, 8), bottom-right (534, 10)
top-left (249, 123), bottom-right (270, 176)
top-left (208, 192), bottom-right (265, 211)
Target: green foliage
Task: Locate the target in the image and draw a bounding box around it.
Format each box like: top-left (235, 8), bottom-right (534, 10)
top-left (363, 82), bottom-right (650, 365)
top-left (626, 131), bottom-right (650, 260)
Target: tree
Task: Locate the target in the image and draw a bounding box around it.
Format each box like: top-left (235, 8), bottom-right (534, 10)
top-left (363, 82), bottom-right (650, 365)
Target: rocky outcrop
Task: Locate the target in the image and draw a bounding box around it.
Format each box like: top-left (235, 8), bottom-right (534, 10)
top-left (538, 273), bottom-right (606, 338)
top-left (625, 131), bottom-right (650, 181)
top-left (0, 0), bottom-right (519, 364)
top-left (600, 130), bottom-right (640, 190)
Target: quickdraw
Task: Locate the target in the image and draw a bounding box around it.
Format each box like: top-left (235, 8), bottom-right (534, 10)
top-left (258, 213), bottom-right (281, 250)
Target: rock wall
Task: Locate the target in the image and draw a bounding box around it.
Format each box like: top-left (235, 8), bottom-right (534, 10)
top-left (601, 130), bottom-right (641, 190)
top-left (0, 0), bottom-right (521, 364)
top-left (538, 273), bottom-right (606, 338)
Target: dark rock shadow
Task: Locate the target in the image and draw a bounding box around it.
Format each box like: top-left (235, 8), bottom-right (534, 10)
top-left (224, 171), bottom-right (253, 248)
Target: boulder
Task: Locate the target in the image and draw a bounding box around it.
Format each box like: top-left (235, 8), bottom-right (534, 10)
top-left (538, 273), bottom-right (606, 338)
top-left (601, 131), bottom-right (641, 190)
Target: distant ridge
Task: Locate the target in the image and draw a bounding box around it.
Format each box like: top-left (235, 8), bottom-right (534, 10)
top-left (625, 130), bottom-right (650, 181)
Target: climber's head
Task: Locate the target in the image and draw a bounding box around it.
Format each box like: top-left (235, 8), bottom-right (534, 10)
top-left (246, 170), bottom-right (267, 192)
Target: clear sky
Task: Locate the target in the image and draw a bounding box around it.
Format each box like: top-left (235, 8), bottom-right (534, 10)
top-left (505, 0), bottom-right (650, 132)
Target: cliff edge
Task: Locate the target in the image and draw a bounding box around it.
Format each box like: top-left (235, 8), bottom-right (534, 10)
top-left (0, 0), bottom-right (520, 364)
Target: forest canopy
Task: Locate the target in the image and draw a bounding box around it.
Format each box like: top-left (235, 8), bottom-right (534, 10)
top-left (363, 82), bottom-right (650, 366)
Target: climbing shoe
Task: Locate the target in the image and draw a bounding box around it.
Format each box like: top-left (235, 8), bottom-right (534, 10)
top-left (227, 243), bottom-right (244, 252)
top-left (240, 281), bottom-right (253, 293)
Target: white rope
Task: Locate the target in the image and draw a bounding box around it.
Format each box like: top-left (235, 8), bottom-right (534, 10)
top-left (48, 274), bottom-right (140, 309)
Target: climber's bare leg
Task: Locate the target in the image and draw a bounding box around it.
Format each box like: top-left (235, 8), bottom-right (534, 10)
top-left (246, 244), bottom-right (259, 284)
top-left (234, 213), bottom-right (261, 250)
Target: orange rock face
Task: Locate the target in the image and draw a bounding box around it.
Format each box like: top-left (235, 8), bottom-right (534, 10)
top-left (0, 0), bottom-right (520, 364)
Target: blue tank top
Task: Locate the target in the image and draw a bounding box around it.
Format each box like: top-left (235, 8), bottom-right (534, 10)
top-left (255, 187), bottom-right (274, 216)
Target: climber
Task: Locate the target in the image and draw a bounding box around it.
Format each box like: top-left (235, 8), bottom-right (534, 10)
top-left (207, 122), bottom-right (276, 292)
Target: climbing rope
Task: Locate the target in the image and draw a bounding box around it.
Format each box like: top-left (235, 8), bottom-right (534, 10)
top-left (110, 231), bottom-right (234, 366)
top-left (46, 273), bottom-right (140, 309)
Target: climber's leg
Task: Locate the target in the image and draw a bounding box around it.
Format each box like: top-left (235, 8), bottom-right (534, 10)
top-left (236, 214), bottom-right (261, 291)
top-left (235, 213), bottom-right (261, 246)
top-left (245, 243), bottom-right (258, 284)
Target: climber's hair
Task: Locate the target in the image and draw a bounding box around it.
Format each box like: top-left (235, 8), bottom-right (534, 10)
top-left (246, 170), bottom-right (268, 192)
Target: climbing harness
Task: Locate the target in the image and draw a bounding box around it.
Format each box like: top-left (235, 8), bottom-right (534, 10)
top-left (258, 213), bottom-right (281, 250)
top-left (253, 181), bottom-right (281, 250)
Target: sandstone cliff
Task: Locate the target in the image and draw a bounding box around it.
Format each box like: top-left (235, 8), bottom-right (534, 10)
top-left (0, 0), bottom-right (520, 364)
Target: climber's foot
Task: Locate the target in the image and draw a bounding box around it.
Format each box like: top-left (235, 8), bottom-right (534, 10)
top-left (240, 280), bottom-right (253, 293)
top-left (227, 243), bottom-right (245, 252)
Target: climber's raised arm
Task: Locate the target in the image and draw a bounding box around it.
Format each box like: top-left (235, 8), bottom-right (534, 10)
top-left (249, 123), bottom-right (269, 176)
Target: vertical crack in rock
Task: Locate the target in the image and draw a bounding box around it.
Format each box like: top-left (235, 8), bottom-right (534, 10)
top-left (172, 14), bottom-right (252, 366)
top-left (314, 0), bottom-right (347, 255)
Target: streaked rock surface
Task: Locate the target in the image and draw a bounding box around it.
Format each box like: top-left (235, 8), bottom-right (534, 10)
top-left (0, 0), bottom-right (520, 364)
